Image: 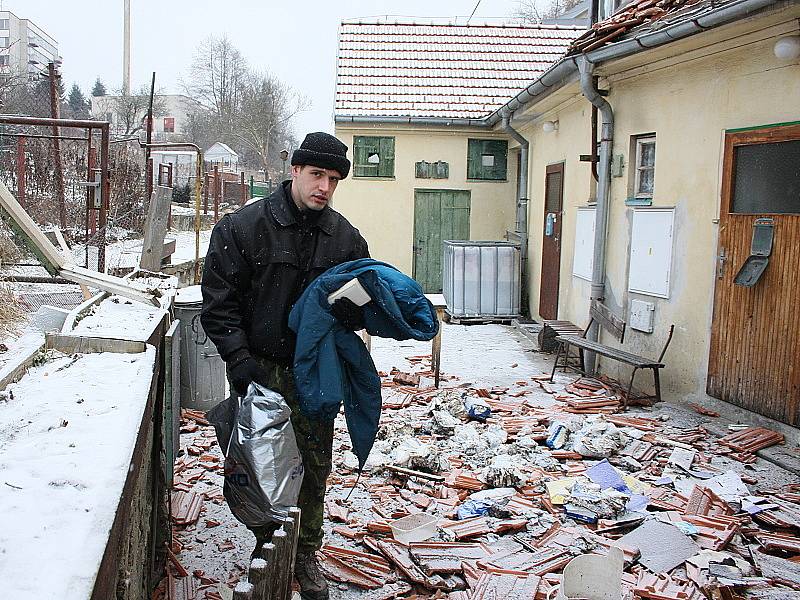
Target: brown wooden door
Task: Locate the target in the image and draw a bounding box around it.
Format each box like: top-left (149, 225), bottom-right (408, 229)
top-left (707, 123), bottom-right (800, 426)
top-left (539, 163), bottom-right (564, 319)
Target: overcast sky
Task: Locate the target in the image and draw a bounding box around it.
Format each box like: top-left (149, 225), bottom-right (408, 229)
top-left (15, 0), bottom-right (524, 137)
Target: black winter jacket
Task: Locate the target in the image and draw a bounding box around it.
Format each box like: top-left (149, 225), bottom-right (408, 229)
top-left (200, 181), bottom-right (369, 364)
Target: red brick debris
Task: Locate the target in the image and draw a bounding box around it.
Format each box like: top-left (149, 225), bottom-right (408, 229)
top-left (153, 356), bottom-right (797, 600)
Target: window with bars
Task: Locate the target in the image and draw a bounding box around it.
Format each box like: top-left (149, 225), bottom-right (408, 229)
top-left (633, 136), bottom-right (656, 198)
top-left (467, 139), bottom-right (508, 180)
top-left (353, 136), bottom-right (395, 178)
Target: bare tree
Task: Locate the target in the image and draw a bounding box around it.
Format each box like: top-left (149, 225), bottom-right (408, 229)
top-left (183, 35), bottom-right (248, 134)
top-left (513, 0), bottom-right (584, 21)
top-left (109, 85), bottom-right (167, 135)
top-left (230, 72), bottom-right (309, 173)
top-left (181, 37), bottom-right (307, 176)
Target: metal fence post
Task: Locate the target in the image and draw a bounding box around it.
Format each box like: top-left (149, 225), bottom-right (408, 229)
top-left (15, 136), bottom-right (25, 208)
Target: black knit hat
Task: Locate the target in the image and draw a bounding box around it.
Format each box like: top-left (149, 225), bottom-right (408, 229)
top-left (291, 132), bottom-right (351, 179)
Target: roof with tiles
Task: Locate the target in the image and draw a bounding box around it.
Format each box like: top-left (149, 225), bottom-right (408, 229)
top-left (335, 21), bottom-right (586, 120)
top-left (567, 0), bottom-right (712, 54)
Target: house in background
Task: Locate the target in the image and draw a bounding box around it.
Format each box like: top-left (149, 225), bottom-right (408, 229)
top-left (333, 20), bottom-right (584, 291)
top-left (335, 0), bottom-right (800, 427)
top-left (204, 142), bottom-right (239, 171)
top-left (90, 93), bottom-right (202, 140)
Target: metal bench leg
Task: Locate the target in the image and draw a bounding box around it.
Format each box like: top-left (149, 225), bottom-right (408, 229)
top-left (579, 348), bottom-right (586, 374)
top-left (550, 342), bottom-right (563, 382)
top-left (624, 367), bottom-right (638, 410)
top-left (653, 368), bottom-right (661, 403)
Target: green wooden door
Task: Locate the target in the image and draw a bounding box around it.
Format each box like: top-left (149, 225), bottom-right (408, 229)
top-left (413, 189), bottom-right (471, 292)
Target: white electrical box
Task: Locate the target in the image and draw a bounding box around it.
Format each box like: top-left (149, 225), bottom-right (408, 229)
top-left (628, 208), bottom-right (674, 298)
top-left (629, 299), bottom-right (655, 333)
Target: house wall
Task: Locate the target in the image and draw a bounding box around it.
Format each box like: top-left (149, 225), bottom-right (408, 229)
top-left (333, 126), bottom-right (518, 275)
top-left (524, 18), bottom-right (800, 400)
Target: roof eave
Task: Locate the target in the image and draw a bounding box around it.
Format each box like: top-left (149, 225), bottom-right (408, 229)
top-left (334, 115), bottom-right (494, 128)
top-left (488, 0), bottom-right (786, 124)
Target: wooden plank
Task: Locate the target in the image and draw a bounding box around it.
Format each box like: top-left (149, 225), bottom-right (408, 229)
top-left (62, 292), bottom-right (106, 332)
top-left (59, 264), bottom-right (160, 307)
top-left (248, 558), bottom-right (268, 600)
top-left (45, 332), bottom-right (147, 354)
top-left (590, 301), bottom-right (626, 342)
top-left (232, 581), bottom-right (253, 599)
top-left (163, 320), bottom-right (181, 489)
top-left (53, 229), bottom-right (92, 300)
top-left (272, 529), bottom-right (290, 600)
top-left (0, 179), bottom-right (65, 275)
top-left (260, 542), bottom-right (276, 600)
top-left (139, 186), bottom-right (172, 272)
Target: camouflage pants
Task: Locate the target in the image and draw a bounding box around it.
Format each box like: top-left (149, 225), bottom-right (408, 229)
top-left (233, 358), bottom-right (334, 553)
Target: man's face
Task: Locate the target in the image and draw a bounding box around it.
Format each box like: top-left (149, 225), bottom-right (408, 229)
top-left (290, 165), bottom-right (341, 211)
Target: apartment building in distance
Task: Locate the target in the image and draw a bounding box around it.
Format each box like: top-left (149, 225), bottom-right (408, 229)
top-left (0, 10), bottom-right (61, 80)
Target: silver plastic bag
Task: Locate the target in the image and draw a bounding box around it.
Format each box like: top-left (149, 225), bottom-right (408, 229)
top-left (214, 383), bottom-right (304, 527)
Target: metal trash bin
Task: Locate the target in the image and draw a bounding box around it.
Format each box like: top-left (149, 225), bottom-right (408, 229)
top-left (443, 240), bottom-right (521, 318)
top-left (174, 285), bottom-right (226, 410)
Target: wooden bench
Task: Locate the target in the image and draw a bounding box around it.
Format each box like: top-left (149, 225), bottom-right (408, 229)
top-left (550, 301), bottom-right (674, 408)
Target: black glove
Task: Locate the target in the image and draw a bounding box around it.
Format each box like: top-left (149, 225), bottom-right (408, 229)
top-left (331, 298), bottom-right (365, 331)
top-left (229, 355), bottom-right (268, 396)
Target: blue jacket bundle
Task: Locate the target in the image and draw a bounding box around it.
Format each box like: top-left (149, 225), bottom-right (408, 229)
top-left (288, 259), bottom-right (439, 468)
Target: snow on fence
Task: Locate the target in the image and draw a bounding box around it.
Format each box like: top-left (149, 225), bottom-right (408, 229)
top-left (240, 507), bottom-right (301, 600)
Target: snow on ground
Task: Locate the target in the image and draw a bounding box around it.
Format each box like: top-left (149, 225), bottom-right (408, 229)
top-left (71, 229), bottom-right (212, 271)
top-left (371, 323), bottom-right (556, 399)
top-left (170, 229), bottom-right (213, 264)
top-left (72, 295), bottom-right (167, 341)
top-left (0, 327), bottom-right (44, 381)
top-left (0, 347), bottom-right (156, 600)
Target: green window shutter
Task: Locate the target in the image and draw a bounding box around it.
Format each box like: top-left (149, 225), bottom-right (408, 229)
top-left (354, 136), bottom-right (394, 178)
top-left (485, 139), bottom-right (508, 180)
top-left (467, 139), bottom-right (482, 179)
top-left (467, 139), bottom-right (508, 180)
top-left (353, 136), bottom-right (370, 178)
top-left (378, 137), bottom-right (395, 177)
top-left (416, 161), bottom-right (430, 178)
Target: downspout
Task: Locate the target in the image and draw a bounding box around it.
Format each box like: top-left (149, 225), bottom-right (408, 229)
top-left (501, 110), bottom-right (530, 316)
top-left (578, 57), bottom-right (614, 373)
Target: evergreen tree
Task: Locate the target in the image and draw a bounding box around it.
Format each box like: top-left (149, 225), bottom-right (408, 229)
top-left (67, 83), bottom-right (90, 118)
top-left (91, 78), bottom-right (107, 96)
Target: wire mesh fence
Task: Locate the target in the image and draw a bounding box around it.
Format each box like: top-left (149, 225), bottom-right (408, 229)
top-left (0, 121), bottom-right (150, 274)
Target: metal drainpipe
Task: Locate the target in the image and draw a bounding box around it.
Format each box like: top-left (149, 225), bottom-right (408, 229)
top-left (501, 110), bottom-right (530, 316)
top-left (578, 57), bottom-right (614, 373)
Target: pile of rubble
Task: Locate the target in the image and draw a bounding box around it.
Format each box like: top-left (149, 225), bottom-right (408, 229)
top-left (315, 358), bottom-right (797, 599)
top-left (158, 355), bottom-right (798, 599)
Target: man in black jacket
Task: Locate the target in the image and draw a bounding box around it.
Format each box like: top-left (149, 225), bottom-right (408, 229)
top-left (201, 132), bottom-right (368, 600)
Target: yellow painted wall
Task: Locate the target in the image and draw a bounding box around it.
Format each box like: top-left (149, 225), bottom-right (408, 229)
top-left (522, 16), bottom-right (800, 400)
top-left (332, 125), bottom-right (518, 276)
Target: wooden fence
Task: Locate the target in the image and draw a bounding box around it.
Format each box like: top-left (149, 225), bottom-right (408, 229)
top-left (233, 507), bottom-right (301, 600)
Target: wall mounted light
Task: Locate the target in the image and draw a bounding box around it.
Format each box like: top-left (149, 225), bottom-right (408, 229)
top-left (773, 36), bottom-right (800, 60)
top-left (542, 120), bottom-right (559, 133)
